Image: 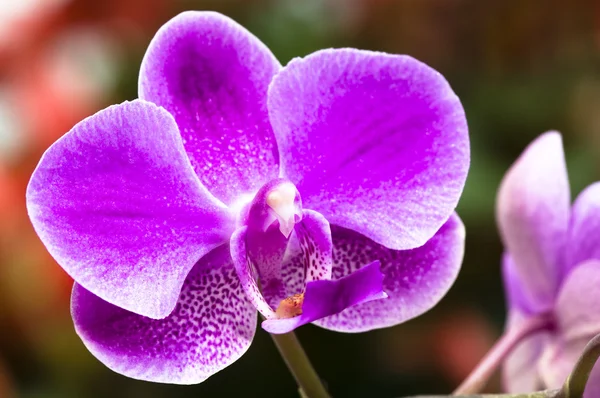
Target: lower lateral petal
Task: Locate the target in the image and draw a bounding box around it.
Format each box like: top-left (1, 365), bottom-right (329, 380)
top-left (502, 311), bottom-right (549, 393)
top-left (313, 213), bottom-right (465, 332)
top-left (72, 245), bottom-right (256, 384)
top-left (566, 183), bottom-right (600, 273)
top-left (555, 260), bottom-right (600, 342)
top-left (262, 261), bottom-right (386, 334)
top-left (539, 337), bottom-right (591, 391)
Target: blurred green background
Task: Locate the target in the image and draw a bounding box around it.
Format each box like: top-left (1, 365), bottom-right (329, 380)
top-left (1, 0), bottom-right (599, 397)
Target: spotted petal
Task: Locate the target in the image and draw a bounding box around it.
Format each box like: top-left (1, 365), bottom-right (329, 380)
top-left (313, 213), bottom-right (465, 332)
top-left (496, 132), bottom-right (570, 312)
top-left (262, 261), bottom-right (386, 334)
top-left (26, 100), bottom-right (232, 319)
top-left (71, 245), bottom-right (257, 384)
top-left (230, 227), bottom-right (277, 319)
top-left (268, 49), bottom-right (469, 250)
top-left (139, 11), bottom-right (281, 206)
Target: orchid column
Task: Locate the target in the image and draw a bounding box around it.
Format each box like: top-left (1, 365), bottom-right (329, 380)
top-left (26, 11), bottom-right (470, 392)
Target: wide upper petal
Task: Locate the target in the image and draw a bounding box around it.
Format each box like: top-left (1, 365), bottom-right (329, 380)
top-left (496, 131), bottom-right (570, 312)
top-left (566, 183), bottom-right (600, 274)
top-left (71, 245), bottom-right (257, 384)
top-left (26, 100), bottom-right (232, 319)
top-left (313, 213), bottom-right (465, 332)
top-left (139, 11), bottom-right (281, 206)
top-left (267, 49), bottom-right (469, 250)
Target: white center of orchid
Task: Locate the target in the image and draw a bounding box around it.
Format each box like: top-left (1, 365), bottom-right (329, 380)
top-left (266, 181), bottom-right (300, 238)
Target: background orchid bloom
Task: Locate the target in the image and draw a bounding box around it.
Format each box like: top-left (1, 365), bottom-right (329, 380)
top-left (26, 11), bottom-right (469, 384)
top-left (499, 131), bottom-right (600, 396)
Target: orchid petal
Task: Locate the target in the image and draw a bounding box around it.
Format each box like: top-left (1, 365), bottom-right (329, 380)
top-left (496, 131), bottom-right (570, 312)
top-left (539, 338), bottom-right (586, 390)
top-left (262, 261), bottom-right (386, 334)
top-left (71, 245), bottom-right (257, 384)
top-left (293, 209), bottom-right (333, 283)
top-left (539, 261), bottom-right (600, 395)
top-left (277, 210), bottom-right (334, 303)
top-left (502, 253), bottom-right (538, 315)
top-left (268, 49), bottom-right (469, 250)
top-left (139, 11), bottom-right (281, 205)
top-left (566, 183), bottom-right (600, 273)
top-left (230, 227), bottom-right (277, 319)
top-left (540, 338), bottom-right (600, 398)
top-left (26, 100), bottom-right (232, 319)
top-left (502, 311), bottom-right (549, 393)
top-left (313, 213), bottom-right (465, 332)
top-left (555, 260), bottom-right (600, 342)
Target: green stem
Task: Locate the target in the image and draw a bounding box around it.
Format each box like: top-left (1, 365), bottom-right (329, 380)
top-left (557, 333), bottom-right (600, 398)
top-left (453, 313), bottom-right (554, 395)
top-left (403, 390), bottom-right (560, 398)
top-left (269, 331), bottom-right (331, 398)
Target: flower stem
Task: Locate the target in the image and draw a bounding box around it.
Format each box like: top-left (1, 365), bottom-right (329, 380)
top-left (269, 331), bottom-right (331, 398)
top-left (453, 313), bottom-right (554, 395)
top-left (405, 389), bottom-right (560, 398)
top-left (557, 333), bottom-right (600, 398)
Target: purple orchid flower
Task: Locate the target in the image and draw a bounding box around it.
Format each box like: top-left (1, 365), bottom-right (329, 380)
top-left (499, 132), bottom-right (600, 396)
top-left (26, 11), bottom-right (469, 384)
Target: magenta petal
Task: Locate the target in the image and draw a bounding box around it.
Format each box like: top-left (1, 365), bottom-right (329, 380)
top-left (294, 209), bottom-right (333, 283)
top-left (502, 312), bottom-right (549, 393)
top-left (139, 11), bottom-right (281, 205)
top-left (555, 260), bottom-right (600, 342)
top-left (566, 183), bottom-right (600, 272)
top-left (313, 213), bottom-right (464, 332)
top-left (261, 261), bottom-right (386, 334)
top-left (276, 210), bottom-right (334, 307)
top-left (268, 49), bottom-right (469, 250)
top-left (230, 227), bottom-right (277, 319)
top-left (496, 131), bottom-right (570, 311)
top-left (27, 100), bottom-right (232, 319)
top-left (71, 245), bottom-right (257, 384)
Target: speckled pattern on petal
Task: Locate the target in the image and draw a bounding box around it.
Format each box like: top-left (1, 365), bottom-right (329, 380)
top-left (313, 213), bottom-right (465, 332)
top-left (72, 245), bottom-right (257, 385)
top-left (294, 210), bottom-right (333, 283)
top-left (262, 261), bottom-right (386, 334)
top-left (230, 227), bottom-right (276, 319)
top-left (139, 11), bottom-right (281, 205)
